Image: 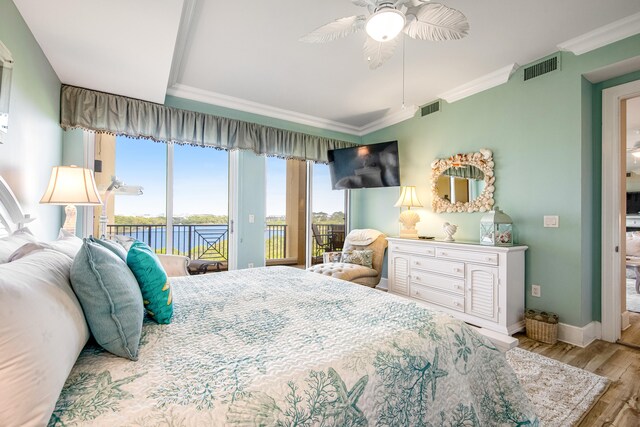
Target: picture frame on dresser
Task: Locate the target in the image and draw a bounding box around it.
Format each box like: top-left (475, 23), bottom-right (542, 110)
top-left (386, 237), bottom-right (527, 347)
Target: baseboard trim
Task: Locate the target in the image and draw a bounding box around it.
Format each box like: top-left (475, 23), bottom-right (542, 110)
top-left (558, 321), bottom-right (602, 347)
top-left (622, 311), bottom-right (630, 330)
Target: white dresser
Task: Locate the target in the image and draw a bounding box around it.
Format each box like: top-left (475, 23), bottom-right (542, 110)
top-left (387, 238), bottom-right (527, 336)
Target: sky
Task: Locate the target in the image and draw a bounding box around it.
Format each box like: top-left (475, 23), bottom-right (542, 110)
top-left (114, 136), bottom-right (344, 217)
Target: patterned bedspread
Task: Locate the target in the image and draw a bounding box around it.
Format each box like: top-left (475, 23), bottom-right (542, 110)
top-left (50, 266), bottom-right (538, 426)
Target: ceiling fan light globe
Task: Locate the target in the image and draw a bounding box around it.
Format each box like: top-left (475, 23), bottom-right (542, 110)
top-left (366, 9), bottom-right (406, 42)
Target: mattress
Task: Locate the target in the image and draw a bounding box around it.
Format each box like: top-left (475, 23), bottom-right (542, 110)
top-left (50, 266), bottom-right (537, 426)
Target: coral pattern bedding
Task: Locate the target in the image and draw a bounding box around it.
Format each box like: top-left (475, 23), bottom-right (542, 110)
top-left (50, 267), bottom-right (537, 426)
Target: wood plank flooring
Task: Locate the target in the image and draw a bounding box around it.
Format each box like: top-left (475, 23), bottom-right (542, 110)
top-left (620, 312), bottom-right (640, 346)
top-left (515, 332), bottom-right (640, 426)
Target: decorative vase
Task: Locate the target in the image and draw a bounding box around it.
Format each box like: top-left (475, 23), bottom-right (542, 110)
top-left (442, 222), bottom-right (457, 242)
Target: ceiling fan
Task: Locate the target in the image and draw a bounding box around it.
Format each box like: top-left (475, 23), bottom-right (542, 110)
top-left (300, 0), bottom-right (469, 70)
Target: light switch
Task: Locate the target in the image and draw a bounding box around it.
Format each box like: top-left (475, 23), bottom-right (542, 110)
top-left (544, 215), bottom-right (559, 228)
top-left (249, 214), bottom-right (255, 223)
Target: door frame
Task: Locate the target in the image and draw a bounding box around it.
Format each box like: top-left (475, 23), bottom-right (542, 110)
top-left (602, 79), bottom-right (640, 342)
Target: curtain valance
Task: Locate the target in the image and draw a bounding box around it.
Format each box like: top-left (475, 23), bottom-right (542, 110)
top-left (60, 85), bottom-right (356, 163)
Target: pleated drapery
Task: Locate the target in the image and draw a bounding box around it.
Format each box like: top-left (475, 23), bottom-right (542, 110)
top-left (60, 85), bottom-right (356, 163)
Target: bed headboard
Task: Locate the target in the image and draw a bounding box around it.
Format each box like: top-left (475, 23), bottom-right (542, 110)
top-left (0, 175), bottom-right (34, 237)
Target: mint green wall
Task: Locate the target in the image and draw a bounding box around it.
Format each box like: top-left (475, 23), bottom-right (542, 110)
top-left (164, 95), bottom-right (360, 269)
top-left (61, 129), bottom-right (86, 236)
top-left (353, 34), bottom-right (640, 328)
top-left (0, 0), bottom-right (62, 240)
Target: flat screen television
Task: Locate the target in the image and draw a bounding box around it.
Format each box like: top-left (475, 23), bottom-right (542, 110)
top-left (328, 141), bottom-right (400, 190)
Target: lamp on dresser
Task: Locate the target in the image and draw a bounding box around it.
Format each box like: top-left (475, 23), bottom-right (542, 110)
top-left (40, 165), bottom-right (102, 235)
top-left (394, 185), bottom-right (423, 239)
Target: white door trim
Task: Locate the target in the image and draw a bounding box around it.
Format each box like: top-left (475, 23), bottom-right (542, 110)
top-left (602, 79), bottom-right (640, 342)
top-left (227, 150), bottom-right (239, 270)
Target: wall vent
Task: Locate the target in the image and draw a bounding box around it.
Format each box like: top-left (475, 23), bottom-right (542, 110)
top-left (524, 56), bottom-right (559, 81)
top-left (421, 100), bottom-right (440, 117)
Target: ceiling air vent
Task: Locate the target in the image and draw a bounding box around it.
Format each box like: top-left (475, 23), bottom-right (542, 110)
top-left (421, 100), bottom-right (440, 117)
top-left (524, 56), bottom-right (559, 81)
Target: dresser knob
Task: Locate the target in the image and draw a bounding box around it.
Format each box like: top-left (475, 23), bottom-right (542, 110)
top-left (454, 268), bottom-right (462, 273)
top-left (486, 257), bottom-right (493, 262)
top-left (441, 252), bottom-right (448, 256)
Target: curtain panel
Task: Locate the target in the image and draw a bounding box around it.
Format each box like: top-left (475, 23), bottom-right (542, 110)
top-left (60, 85), bottom-right (356, 163)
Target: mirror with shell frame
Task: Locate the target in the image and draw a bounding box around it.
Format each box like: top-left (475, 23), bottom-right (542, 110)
top-left (0, 40), bottom-right (13, 144)
top-left (431, 149), bottom-right (495, 213)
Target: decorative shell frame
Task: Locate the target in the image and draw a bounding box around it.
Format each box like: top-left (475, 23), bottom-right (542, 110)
top-left (431, 148), bottom-right (495, 213)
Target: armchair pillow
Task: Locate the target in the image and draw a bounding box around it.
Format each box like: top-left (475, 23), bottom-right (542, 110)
top-left (341, 249), bottom-right (374, 268)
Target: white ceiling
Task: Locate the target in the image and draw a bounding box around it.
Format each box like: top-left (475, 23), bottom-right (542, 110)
top-left (12, 0), bottom-right (640, 131)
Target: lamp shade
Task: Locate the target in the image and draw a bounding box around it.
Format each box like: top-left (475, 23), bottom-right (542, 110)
top-left (394, 186), bottom-right (423, 208)
top-left (40, 165), bottom-right (102, 206)
top-left (365, 8), bottom-right (406, 42)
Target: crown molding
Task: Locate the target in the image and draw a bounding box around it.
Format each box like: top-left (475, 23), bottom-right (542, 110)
top-left (558, 12), bottom-right (640, 56)
top-left (437, 63), bottom-right (519, 104)
top-left (166, 84), bottom-right (364, 135)
top-left (358, 105), bottom-right (418, 135)
top-left (167, 0), bottom-right (199, 88)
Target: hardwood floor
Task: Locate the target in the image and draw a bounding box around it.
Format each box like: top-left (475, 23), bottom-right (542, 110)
top-left (515, 333), bottom-right (640, 426)
top-left (620, 312), bottom-right (640, 347)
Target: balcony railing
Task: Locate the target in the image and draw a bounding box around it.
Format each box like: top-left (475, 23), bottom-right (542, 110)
top-left (106, 222), bottom-right (345, 264)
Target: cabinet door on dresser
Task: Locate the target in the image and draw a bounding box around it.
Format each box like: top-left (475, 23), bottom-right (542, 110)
top-left (389, 253), bottom-right (410, 295)
top-left (465, 264), bottom-right (499, 322)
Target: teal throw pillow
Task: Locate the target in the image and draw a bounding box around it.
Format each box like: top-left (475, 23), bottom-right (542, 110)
top-left (70, 239), bottom-right (144, 360)
top-left (127, 241), bottom-right (173, 324)
top-left (90, 236), bottom-right (128, 261)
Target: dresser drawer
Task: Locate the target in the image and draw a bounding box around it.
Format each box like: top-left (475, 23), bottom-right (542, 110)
top-left (436, 248), bottom-right (498, 265)
top-left (410, 283), bottom-right (465, 312)
top-left (412, 270), bottom-right (464, 295)
top-left (411, 256), bottom-right (464, 278)
top-left (391, 243), bottom-right (435, 257)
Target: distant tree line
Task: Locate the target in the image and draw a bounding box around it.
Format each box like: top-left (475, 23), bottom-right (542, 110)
top-left (114, 212), bottom-right (344, 225)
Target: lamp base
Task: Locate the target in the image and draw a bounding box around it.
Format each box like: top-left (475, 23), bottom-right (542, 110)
top-left (62, 204), bottom-right (77, 235)
top-left (399, 229), bottom-right (419, 239)
top-left (399, 209), bottom-right (420, 240)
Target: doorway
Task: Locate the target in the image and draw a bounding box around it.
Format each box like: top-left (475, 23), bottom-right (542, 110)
top-left (621, 95), bottom-right (640, 346)
top-left (602, 79), bottom-right (640, 343)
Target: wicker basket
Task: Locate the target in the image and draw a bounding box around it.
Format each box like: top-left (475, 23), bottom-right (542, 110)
top-left (525, 309), bottom-right (559, 344)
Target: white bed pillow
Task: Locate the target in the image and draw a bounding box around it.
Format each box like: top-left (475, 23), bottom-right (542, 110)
top-left (0, 228), bottom-right (37, 263)
top-left (48, 228), bottom-right (83, 259)
top-left (0, 249), bottom-right (89, 427)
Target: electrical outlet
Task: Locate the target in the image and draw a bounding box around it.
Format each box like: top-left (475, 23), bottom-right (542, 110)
top-left (531, 284), bottom-right (541, 297)
top-left (544, 216), bottom-right (559, 228)
top-left (248, 263), bottom-right (254, 268)
top-left (248, 214), bottom-right (255, 223)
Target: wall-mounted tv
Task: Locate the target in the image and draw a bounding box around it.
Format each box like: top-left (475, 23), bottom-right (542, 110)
top-left (328, 141), bottom-right (400, 190)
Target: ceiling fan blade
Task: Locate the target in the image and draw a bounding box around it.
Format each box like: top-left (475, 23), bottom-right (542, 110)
top-left (404, 3), bottom-right (469, 41)
top-left (352, 0), bottom-right (375, 7)
top-left (299, 15), bottom-right (367, 43)
top-left (395, 0), bottom-right (428, 7)
top-left (363, 36), bottom-right (399, 70)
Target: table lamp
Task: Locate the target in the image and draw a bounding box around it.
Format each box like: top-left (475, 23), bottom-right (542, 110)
top-left (40, 165), bottom-right (102, 235)
top-left (394, 185), bottom-right (423, 239)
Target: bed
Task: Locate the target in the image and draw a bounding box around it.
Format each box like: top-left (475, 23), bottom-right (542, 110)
top-left (0, 177), bottom-right (538, 426)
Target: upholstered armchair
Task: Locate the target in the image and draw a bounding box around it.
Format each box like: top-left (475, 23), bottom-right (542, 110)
top-left (157, 254), bottom-right (190, 277)
top-left (307, 232), bottom-right (388, 287)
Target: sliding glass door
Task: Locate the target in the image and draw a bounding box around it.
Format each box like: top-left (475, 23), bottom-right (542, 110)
top-left (94, 135), bottom-right (230, 272)
top-left (309, 162), bottom-right (346, 266)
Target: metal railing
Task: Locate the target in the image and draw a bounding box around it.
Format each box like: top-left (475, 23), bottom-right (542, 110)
top-left (265, 224), bottom-right (287, 260)
top-left (106, 222), bottom-right (345, 264)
